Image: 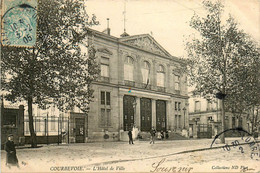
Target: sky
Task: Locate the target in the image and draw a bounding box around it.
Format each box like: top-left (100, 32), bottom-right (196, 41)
top-left (85, 0), bottom-right (260, 57)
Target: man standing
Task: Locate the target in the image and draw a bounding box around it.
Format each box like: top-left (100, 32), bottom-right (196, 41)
top-left (5, 134), bottom-right (19, 168)
top-left (150, 127), bottom-right (156, 144)
top-left (128, 130), bottom-right (134, 144)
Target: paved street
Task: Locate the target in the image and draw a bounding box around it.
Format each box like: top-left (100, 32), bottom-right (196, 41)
top-left (1, 138), bottom-right (260, 173)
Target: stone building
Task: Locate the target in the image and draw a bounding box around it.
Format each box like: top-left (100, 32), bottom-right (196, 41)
top-left (188, 93), bottom-right (249, 138)
top-left (84, 28), bottom-right (189, 142)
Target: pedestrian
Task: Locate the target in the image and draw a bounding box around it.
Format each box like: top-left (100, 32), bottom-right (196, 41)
top-left (157, 132), bottom-right (161, 140)
top-left (5, 134), bottom-right (19, 168)
top-left (165, 130), bottom-right (169, 139)
top-left (161, 130), bottom-right (164, 140)
top-left (150, 127), bottom-right (156, 144)
top-left (128, 130), bottom-right (134, 144)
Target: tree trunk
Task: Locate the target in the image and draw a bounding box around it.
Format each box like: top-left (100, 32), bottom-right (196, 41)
top-left (251, 106), bottom-right (255, 133)
top-left (220, 98), bottom-right (225, 144)
top-left (255, 107), bottom-right (259, 131)
top-left (28, 96), bottom-right (37, 148)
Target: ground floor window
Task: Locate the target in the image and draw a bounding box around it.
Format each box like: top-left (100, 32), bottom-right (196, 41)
top-left (99, 108), bottom-right (111, 127)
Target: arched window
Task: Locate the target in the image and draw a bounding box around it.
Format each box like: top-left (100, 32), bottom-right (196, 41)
top-left (157, 65), bottom-right (165, 87)
top-left (141, 61), bottom-right (150, 84)
top-left (124, 56), bottom-right (134, 81)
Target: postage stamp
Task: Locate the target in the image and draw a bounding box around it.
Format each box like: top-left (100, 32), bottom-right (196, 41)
top-left (1, 0), bottom-right (37, 47)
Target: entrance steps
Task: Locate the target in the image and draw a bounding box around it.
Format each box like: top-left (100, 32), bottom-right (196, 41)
top-left (137, 131), bottom-right (188, 141)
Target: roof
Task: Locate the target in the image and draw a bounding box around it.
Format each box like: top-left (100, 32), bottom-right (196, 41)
top-left (119, 34), bottom-right (172, 58)
top-left (86, 28), bottom-right (185, 64)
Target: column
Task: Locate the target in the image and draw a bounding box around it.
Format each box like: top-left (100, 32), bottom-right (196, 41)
top-left (118, 50), bottom-right (124, 85)
top-left (134, 55), bottom-right (142, 88)
top-left (151, 59), bottom-right (157, 90)
top-left (135, 97), bottom-right (141, 129)
top-left (166, 64), bottom-right (171, 93)
top-left (152, 99), bottom-right (156, 128)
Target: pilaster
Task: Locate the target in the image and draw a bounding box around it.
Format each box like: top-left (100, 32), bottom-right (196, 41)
top-left (152, 99), bottom-right (156, 128)
top-left (118, 93), bottom-right (124, 131)
top-left (166, 101), bottom-right (171, 130)
top-left (135, 97), bottom-right (141, 129)
top-left (151, 59), bottom-right (157, 90)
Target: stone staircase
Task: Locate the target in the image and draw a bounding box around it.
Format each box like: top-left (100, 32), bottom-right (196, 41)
top-left (137, 131), bottom-right (188, 141)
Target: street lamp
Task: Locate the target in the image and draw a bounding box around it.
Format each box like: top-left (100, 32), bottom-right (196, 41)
top-left (183, 107), bottom-right (186, 129)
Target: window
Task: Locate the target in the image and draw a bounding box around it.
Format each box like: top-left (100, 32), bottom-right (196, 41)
top-left (106, 92), bottom-right (110, 105)
top-left (101, 64), bottom-right (109, 77)
top-left (195, 101), bottom-right (201, 112)
top-left (101, 91), bottom-right (105, 105)
top-left (175, 75), bottom-right (180, 91)
top-left (178, 102), bottom-right (181, 111)
top-left (100, 91), bottom-right (111, 127)
top-left (141, 61), bottom-right (150, 84)
top-left (124, 56), bottom-right (134, 81)
top-left (101, 91), bottom-right (110, 105)
top-left (101, 57), bottom-right (109, 77)
top-left (157, 65), bottom-right (165, 87)
top-left (100, 108), bottom-right (111, 127)
top-left (175, 102), bottom-right (181, 111)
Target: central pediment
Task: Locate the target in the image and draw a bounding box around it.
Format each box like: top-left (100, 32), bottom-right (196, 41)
top-left (119, 34), bottom-right (171, 57)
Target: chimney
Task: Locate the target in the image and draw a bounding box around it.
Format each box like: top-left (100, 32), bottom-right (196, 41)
top-left (102, 18), bottom-right (111, 35)
top-left (107, 18), bottom-right (110, 35)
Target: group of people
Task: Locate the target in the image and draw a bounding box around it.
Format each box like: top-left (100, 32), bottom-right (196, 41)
top-left (128, 127), bottom-right (169, 144)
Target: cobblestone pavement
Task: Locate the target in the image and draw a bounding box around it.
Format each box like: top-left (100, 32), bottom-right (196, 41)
top-left (1, 138), bottom-right (259, 172)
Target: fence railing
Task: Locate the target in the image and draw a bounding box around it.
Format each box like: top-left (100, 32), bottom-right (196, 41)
top-left (24, 116), bottom-right (71, 144)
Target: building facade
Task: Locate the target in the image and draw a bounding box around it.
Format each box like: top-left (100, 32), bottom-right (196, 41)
top-left (86, 29), bottom-right (189, 142)
top-left (188, 94), bottom-right (249, 138)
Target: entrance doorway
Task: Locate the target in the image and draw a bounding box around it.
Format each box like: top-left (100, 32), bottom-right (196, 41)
top-left (123, 95), bottom-right (135, 131)
top-left (156, 100), bottom-right (166, 131)
top-left (75, 118), bottom-right (85, 143)
top-left (140, 98), bottom-right (152, 132)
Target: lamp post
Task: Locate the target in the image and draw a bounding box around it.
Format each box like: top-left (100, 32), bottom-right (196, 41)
top-left (183, 107), bottom-right (186, 129)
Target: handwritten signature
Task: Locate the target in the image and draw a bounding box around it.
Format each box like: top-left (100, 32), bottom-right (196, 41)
top-left (151, 158), bottom-right (193, 173)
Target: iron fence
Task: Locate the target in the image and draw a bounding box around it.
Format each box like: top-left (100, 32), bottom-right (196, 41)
top-left (24, 115), bottom-right (71, 144)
